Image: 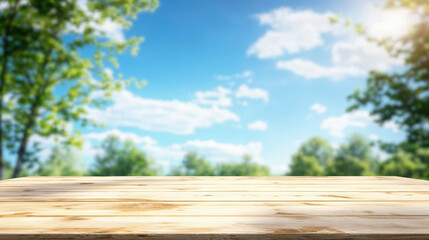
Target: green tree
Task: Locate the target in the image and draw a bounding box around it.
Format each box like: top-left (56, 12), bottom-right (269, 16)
top-left (346, 0), bottom-right (429, 177)
top-left (215, 154), bottom-right (270, 176)
top-left (379, 149), bottom-right (428, 179)
top-left (171, 152), bottom-right (214, 176)
top-left (287, 137), bottom-right (333, 176)
top-left (326, 155), bottom-right (372, 176)
top-left (326, 134), bottom-right (376, 176)
top-left (36, 146), bottom-right (85, 176)
top-left (0, 0), bottom-right (158, 179)
top-left (288, 155), bottom-right (324, 176)
top-left (90, 135), bottom-right (159, 176)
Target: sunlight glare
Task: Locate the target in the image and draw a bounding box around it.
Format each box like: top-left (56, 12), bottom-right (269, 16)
top-left (369, 8), bottom-right (417, 39)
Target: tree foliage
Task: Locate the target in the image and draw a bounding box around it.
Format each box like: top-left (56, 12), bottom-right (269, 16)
top-left (329, 134), bottom-right (378, 174)
top-left (326, 155), bottom-right (373, 176)
top-left (348, 0), bottom-right (429, 146)
top-left (170, 151), bottom-right (215, 176)
top-left (288, 135), bottom-right (378, 176)
top-left (0, 0), bottom-right (158, 179)
top-left (379, 149), bottom-right (428, 178)
top-left (215, 154), bottom-right (270, 176)
top-left (90, 135), bottom-right (159, 176)
top-left (287, 137), bottom-right (332, 176)
top-left (345, 0), bottom-right (429, 178)
top-left (171, 152), bottom-right (270, 176)
top-left (288, 155), bottom-right (324, 176)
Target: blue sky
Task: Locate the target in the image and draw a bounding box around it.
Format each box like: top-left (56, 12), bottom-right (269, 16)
top-left (38, 0), bottom-right (413, 174)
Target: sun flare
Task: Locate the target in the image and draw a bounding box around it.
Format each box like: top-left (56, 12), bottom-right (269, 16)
top-left (369, 8), bottom-right (417, 39)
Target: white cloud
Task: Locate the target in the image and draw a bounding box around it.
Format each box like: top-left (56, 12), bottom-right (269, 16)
top-left (215, 70), bottom-right (253, 80)
top-left (250, 6), bottom-right (409, 79)
top-left (184, 140), bottom-right (264, 163)
top-left (143, 143), bottom-right (185, 162)
top-left (332, 38), bottom-right (402, 72)
top-left (276, 38), bottom-right (402, 80)
top-left (66, 0), bottom-right (125, 42)
top-left (194, 86), bottom-right (232, 107)
top-left (269, 163), bottom-right (289, 175)
top-left (0, 2), bottom-right (8, 11)
top-left (236, 70), bottom-right (253, 78)
top-left (86, 89), bottom-right (239, 135)
top-left (85, 129), bottom-right (157, 145)
top-left (276, 59), bottom-right (363, 80)
top-left (310, 103), bottom-right (327, 114)
top-left (247, 7), bottom-right (339, 59)
top-left (369, 134), bottom-right (379, 141)
top-left (383, 121), bottom-right (400, 133)
top-left (235, 84), bottom-right (269, 102)
top-left (83, 129), bottom-right (264, 166)
top-left (154, 139), bottom-right (264, 164)
top-left (321, 111), bottom-right (400, 137)
top-left (248, 120), bottom-right (268, 131)
top-left (321, 111), bottom-right (375, 137)
top-left (91, 19), bottom-right (125, 42)
top-left (82, 130), bottom-right (183, 168)
top-left (79, 141), bottom-right (103, 164)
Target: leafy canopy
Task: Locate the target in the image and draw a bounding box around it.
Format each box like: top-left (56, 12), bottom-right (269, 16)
top-left (0, 0), bottom-right (158, 178)
top-left (344, 0), bottom-right (429, 178)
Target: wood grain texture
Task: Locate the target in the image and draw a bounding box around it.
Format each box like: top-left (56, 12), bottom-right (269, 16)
top-left (0, 176), bottom-right (428, 239)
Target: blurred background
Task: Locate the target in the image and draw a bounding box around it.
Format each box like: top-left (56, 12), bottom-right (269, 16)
top-left (0, 0), bottom-right (428, 179)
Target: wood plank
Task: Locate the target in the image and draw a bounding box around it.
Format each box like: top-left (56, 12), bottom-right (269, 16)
top-left (1, 176), bottom-right (428, 239)
top-left (0, 191), bottom-right (428, 202)
top-left (0, 202), bottom-right (428, 216)
top-left (29, 176), bottom-right (429, 184)
top-left (5, 176), bottom-right (427, 185)
top-left (8, 176), bottom-right (405, 180)
top-left (1, 184), bottom-right (428, 191)
top-left (0, 216), bottom-right (428, 235)
top-left (1, 234), bottom-right (429, 240)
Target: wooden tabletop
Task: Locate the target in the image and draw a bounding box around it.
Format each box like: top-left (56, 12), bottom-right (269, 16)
top-left (0, 176), bottom-right (428, 239)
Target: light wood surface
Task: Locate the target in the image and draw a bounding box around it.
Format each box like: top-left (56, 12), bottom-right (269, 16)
top-left (0, 176), bottom-right (428, 239)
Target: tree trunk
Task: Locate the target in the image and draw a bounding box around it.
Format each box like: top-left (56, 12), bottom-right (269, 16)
top-left (11, 85), bottom-right (43, 178)
top-left (12, 103), bottom-right (38, 178)
top-left (12, 130), bottom-right (30, 178)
